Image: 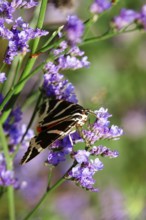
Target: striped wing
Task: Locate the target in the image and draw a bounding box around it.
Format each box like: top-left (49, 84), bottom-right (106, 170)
top-left (21, 99), bottom-right (88, 164)
top-left (37, 99), bottom-right (86, 129)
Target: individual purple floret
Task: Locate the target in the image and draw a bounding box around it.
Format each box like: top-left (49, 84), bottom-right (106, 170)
top-left (113, 8), bottom-right (140, 29)
top-left (0, 72), bottom-right (6, 83)
top-left (64, 15), bottom-right (84, 45)
top-left (66, 150), bottom-right (104, 192)
top-left (90, 0), bottom-right (112, 14)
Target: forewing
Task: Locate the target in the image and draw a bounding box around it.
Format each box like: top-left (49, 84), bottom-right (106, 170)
top-left (21, 119), bottom-right (76, 164)
top-left (38, 99), bottom-right (85, 129)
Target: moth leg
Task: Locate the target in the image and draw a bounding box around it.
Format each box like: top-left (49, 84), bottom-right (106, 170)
top-left (76, 125), bottom-right (90, 148)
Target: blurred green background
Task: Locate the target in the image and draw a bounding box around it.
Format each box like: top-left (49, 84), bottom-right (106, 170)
top-left (1, 0), bottom-right (146, 219)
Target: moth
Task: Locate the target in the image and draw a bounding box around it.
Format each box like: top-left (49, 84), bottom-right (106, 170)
top-left (21, 99), bottom-right (89, 164)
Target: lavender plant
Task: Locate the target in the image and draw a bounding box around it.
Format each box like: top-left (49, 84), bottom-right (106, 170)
top-left (0, 0), bottom-right (145, 219)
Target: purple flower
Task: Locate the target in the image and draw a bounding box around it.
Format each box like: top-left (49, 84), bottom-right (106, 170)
top-left (90, 0), bottom-right (112, 14)
top-left (3, 107), bottom-right (34, 147)
top-left (113, 8), bottom-right (139, 29)
top-left (67, 150), bottom-right (103, 191)
top-left (43, 72), bottom-right (78, 103)
top-left (90, 145), bottom-right (119, 158)
top-left (82, 108), bottom-right (123, 145)
top-left (0, 72), bottom-right (6, 83)
top-left (57, 46), bottom-right (90, 70)
top-left (137, 5), bottom-right (146, 29)
top-left (0, 0), bottom-right (47, 63)
top-left (0, 22), bottom-right (13, 39)
top-left (58, 54), bottom-right (90, 70)
top-left (11, 0), bottom-right (38, 9)
top-left (0, 1), bottom-right (14, 24)
top-left (74, 150), bottom-right (90, 164)
top-left (64, 15), bottom-right (84, 45)
top-left (4, 17), bottom-right (48, 64)
top-left (47, 136), bottom-right (73, 166)
top-left (0, 154), bottom-right (18, 187)
top-left (49, 42), bottom-right (90, 71)
top-left (53, 41), bottom-right (68, 56)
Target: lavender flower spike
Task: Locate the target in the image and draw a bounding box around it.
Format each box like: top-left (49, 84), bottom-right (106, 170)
top-left (43, 71), bottom-right (78, 103)
top-left (64, 15), bottom-right (84, 45)
top-left (0, 154), bottom-right (18, 187)
top-left (66, 150), bottom-right (104, 192)
top-left (4, 17), bottom-right (48, 64)
top-left (113, 8), bottom-right (140, 29)
top-left (82, 107), bottom-right (123, 145)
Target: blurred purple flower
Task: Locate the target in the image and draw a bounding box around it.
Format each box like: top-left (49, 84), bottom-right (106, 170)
top-left (11, 0), bottom-right (38, 9)
top-left (64, 15), bottom-right (84, 45)
top-left (0, 1), bottom-right (14, 24)
top-left (3, 107), bottom-right (34, 147)
top-left (0, 154), bottom-right (18, 187)
top-left (137, 5), bottom-right (146, 29)
top-left (113, 8), bottom-right (139, 29)
top-left (90, 0), bottom-right (112, 14)
top-left (0, 72), bottom-right (6, 83)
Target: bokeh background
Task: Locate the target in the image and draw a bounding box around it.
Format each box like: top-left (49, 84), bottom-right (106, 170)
top-left (1, 0), bottom-right (146, 219)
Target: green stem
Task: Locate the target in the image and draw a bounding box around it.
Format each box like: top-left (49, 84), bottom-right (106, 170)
top-left (23, 176), bottom-right (65, 220)
top-left (23, 162), bottom-right (76, 220)
top-left (81, 27), bottom-right (137, 46)
top-left (0, 124), bottom-right (11, 170)
top-left (0, 124), bottom-right (15, 220)
top-left (7, 187), bottom-right (15, 220)
top-left (37, 25), bottom-right (64, 53)
top-left (31, 0), bottom-right (48, 54)
top-left (0, 63), bottom-right (6, 72)
top-left (36, 37), bottom-right (63, 54)
top-left (20, 93), bottom-right (42, 143)
top-left (0, 62), bottom-right (45, 123)
top-left (2, 57), bottom-right (19, 95)
top-left (11, 56), bottom-right (23, 87)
